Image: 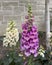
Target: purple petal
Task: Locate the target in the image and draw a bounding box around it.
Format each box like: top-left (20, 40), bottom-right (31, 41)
top-left (20, 23), bottom-right (39, 57)
top-left (23, 29), bottom-right (27, 32)
top-left (30, 31), bottom-right (33, 35)
top-left (29, 42), bottom-right (35, 47)
top-left (25, 16), bottom-right (29, 19)
top-left (33, 32), bottom-right (38, 35)
top-left (35, 46), bottom-right (39, 50)
top-left (34, 53), bottom-right (38, 57)
top-left (24, 36), bottom-right (30, 41)
top-left (30, 49), bottom-right (35, 54)
top-left (22, 23), bottom-right (28, 30)
top-left (30, 34), bottom-right (35, 39)
top-left (33, 39), bottom-right (39, 43)
top-left (20, 45), bottom-right (25, 51)
top-left (30, 34), bottom-right (38, 39)
top-left (24, 61), bottom-right (27, 65)
top-left (24, 44), bottom-right (30, 49)
top-left (21, 38), bottom-right (26, 43)
top-left (24, 51), bottom-right (31, 57)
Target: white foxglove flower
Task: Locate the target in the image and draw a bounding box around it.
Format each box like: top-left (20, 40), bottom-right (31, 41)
top-left (39, 52), bottom-right (44, 57)
top-left (3, 21), bottom-right (19, 47)
top-left (10, 42), bottom-right (16, 47)
top-left (38, 45), bottom-right (45, 57)
top-left (50, 32), bottom-right (52, 36)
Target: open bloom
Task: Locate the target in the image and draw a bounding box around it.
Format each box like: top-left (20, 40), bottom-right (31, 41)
top-left (20, 5), bottom-right (39, 57)
top-left (3, 21), bottom-right (19, 47)
top-left (38, 46), bottom-right (45, 57)
top-left (20, 23), bottom-right (39, 57)
top-left (3, 29), bottom-right (19, 47)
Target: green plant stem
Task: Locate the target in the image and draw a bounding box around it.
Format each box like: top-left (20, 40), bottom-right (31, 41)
top-left (28, 56), bottom-right (33, 65)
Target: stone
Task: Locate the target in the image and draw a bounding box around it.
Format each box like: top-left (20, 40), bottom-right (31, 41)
top-left (2, 1), bottom-right (18, 7)
top-left (13, 6), bottom-right (24, 15)
top-left (0, 0), bottom-right (52, 35)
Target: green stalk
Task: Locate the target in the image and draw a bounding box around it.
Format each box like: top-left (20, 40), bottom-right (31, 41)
top-left (28, 56), bottom-right (33, 65)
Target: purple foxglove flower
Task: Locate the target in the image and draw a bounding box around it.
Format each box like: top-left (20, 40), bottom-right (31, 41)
top-left (24, 61), bottom-right (27, 65)
top-left (32, 26), bottom-right (37, 32)
top-left (20, 15), bottom-right (39, 57)
top-left (25, 16), bottom-right (29, 19)
top-left (23, 36), bottom-right (29, 41)
top-left (29, 42), bottom-right (35, 47)
top-left (30, 48), bottom-right (36, 54)
top-left (24, 50), bottom-right (31, 57)
top-left (22, 23), bottom-right (28, 30)
top-left (21, 38), bottom-right (26, 43)
top-left (24, 42), bottom-right (30, 49)
top-left (34, 53), bottom-right (38, 57)
top-left (20, 44), bottom-right (25, 51)
top-left (35, 46), bottom-right (39, 50)
top-left (30, 34), bottom-right (38, 39)
top-left (24, 45), bottom-right (30, 49)
top-left (33, 39), bottom-right (39, 43)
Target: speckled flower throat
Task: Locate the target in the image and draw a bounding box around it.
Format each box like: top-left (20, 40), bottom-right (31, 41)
top-left (20, 5), bottom-right (39, 57)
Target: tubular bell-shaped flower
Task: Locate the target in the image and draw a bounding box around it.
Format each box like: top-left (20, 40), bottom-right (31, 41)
top-left (3, 21), bottom-right (19, 47)
top-left (38, 45), bottom-right (45, 57)
top-left (20, 5), bottom-right (39, 57)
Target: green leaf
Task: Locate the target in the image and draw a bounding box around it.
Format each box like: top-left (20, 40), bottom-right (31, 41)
top-left (14, 56), bottom-right (23, 63)
top-left (0, 59), bottom-right (3, 65)
top-left (3, 55), bottom-right (13, 65)
top-left (3, 60), bottom-right (9, 65)
top-left (9, 61), bottom-right (15, 65)
top-left (8, 57), bottom-right (13, 64)
top-left (48, 61), bottom-right (52, 65)
top-left (34, 61), bottom-right (41, 65)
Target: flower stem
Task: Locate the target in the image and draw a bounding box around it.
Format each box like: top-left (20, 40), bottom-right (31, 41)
top-left (28, 56), bottom-right (33, 65)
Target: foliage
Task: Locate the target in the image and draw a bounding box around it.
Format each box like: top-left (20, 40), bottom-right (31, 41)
top-left (26, 46), bottom-right (52, 65)
top-left (36, 49), bottom-right (52, 65)
top-left (50, 32), bottom-right (52, 49)
top-left (38, 31), bottom-right (45, 38)
top-left (0, 33), bottom-right (52, 65)
top-left (0, 48), bottom-right (24, 65)
top-left (50, 20), bottom-right (52, 25)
